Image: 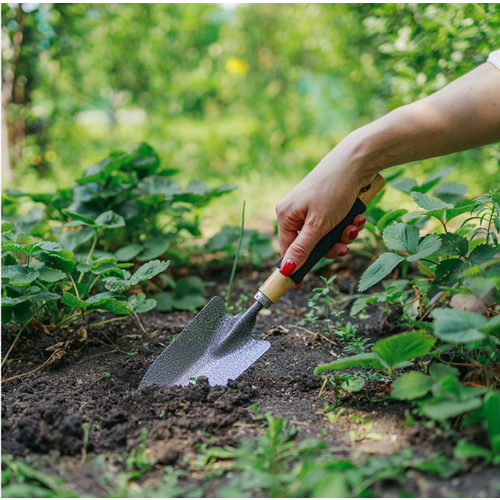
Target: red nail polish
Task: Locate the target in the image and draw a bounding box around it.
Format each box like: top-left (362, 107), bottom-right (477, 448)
top-left (349, 228), bottom-right (359, 240)
top-left (339, 248), bottom-right (349, 257)
top-left (280, 259), bottom-right (297, 277)
top-left (358, 215), bottom-right (366, 225)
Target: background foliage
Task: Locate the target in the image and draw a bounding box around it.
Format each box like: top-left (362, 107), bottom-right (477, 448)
top-left (2, 3), bottom-right (499, 231)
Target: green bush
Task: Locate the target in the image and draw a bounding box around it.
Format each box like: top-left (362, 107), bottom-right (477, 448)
top-left (316, 170), bottom-right (500, 457)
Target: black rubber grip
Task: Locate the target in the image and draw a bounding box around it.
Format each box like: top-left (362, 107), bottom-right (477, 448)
top-left (276, 198), bottom-right (367, 283)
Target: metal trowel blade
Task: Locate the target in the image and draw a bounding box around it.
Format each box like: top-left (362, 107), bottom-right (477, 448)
top-left (139, 296), bottom-right (269, 388)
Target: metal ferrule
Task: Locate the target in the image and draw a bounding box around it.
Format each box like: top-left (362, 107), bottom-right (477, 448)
top-left (254, 291), bottom-right (273, 309)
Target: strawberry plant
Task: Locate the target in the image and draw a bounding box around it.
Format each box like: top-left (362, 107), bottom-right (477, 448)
top-left (2, 143), bottom-right (235, 311)
top-left (3, 143), bottom-right (236, 259)
top-left (316, 171), bottom-right (499, 460)
top-left (1, 222), bottom-right (169, 367)
top-left (207, 226), bottom-right (275, 267)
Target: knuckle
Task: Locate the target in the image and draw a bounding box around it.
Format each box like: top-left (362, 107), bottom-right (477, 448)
top-left (305, 213), bottom-right (332, 235)
top-left (289, 240), bottom-right (310, 259)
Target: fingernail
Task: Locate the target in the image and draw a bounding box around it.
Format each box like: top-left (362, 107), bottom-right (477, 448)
top-left (280, 259), bottom-right (297, 277)
top-left (358, 215), bottom-right (366, 225)
top-left (349, 228), bottom-right (359, 240)
top-left (339, 248), bottom-right (350, 257)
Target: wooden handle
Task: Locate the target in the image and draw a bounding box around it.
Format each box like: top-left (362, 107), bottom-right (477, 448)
top-left (358, 173), bottom-right (386, 205)
top-left (257, 173), bottom-right (386, 305)
top-left (258, 268), bottom-right (295, 304)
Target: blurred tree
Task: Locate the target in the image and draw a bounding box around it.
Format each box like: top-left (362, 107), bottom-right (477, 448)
top-left (1, 3), bottom-right (499, 197)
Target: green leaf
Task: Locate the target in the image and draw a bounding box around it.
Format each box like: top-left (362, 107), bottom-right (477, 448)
top-left (412, 192), bottom-right (453, 212)
top-left (429, 258), bottom-right (467, 298)
top-left (391, 177), bottom-right (417, 194)
top-left (155, 292), bottom-right (174, 312)
top-left (62, 210), bottom-right (96, 225)
top-left (2, 265), bottom-right (25, 278)
top-left (172, 294), bottom-right (206, 311)
top-left (468, 244), bottom-right (499, 268)
top-left (136, 237), bottom-right (172, 261)
top-left (391, 371), bottom-right (433, 400)
top-left (1, 292), bottom-right (60, 305)
top-left (77, 154), bottom-right (127, 184)
top-left (435, 233), bottom-right (468, 257)
top-left (1, 242), bottom-right (27, 254)
top-left (406, 234), bottom-right (441, 262)
top-left (61, 292), bottom-right (131, 314)
top-left (115, 244), bottom-right (143, 261)
top-left (91, 258), bottom-right (120, 275)
top-left (376, 209), bottom-right (408, 231)
top-left (174, 276), bottom-right (205, 297)
top-left (94, 210), bottom-right (126, 229)
top-left (127, 293), bottom-right (157, 314)
top-left (315, 353), bottom-right (385, 374)
top-left (433, 182), bottom-right (467, 204)
top-left (136, 176), bottom-right (183, 198)
top-left (424, 166), bottom-right (454, 184)
top-left (90, 297), bottom-right (131, 314)
top-left (2, 221), bottom-right (15, 232)
top-left (76, 263), bottom-right (91, 273)
top-left (341, 375), bottom-right (365, 393)
top-left (9, 267), bottom-right (40, 286)
top-left (483, 392), bottom-right (500, 453)
top-left (433, 309), bottom-right (487, 343)
top-left (383, 223), bottom-right (419, 253)
top-left (13, 302), bottom-right (33, 323)
top-left (61, 292), bottom-right (89, 309)
top-left (59, 227), bottom-right (95, 251)
top-left (454, 439), bottom-right (492, 462)
top-left (2, 305), bottom-right (13, 324)
top-left (422, 398), bottom-right (483, 421)
top-left (103, 276), bottom-right (130, 292)
top-left (358, 253), bottom-right (405, 292)
top-left (412, 177), bottom-right (441, 194)
top-left (429, 363), bottom-right (459, 382)
top-left (374, 330), bottom-right (435, 370)
top-left (350, 296), bottom-right (369, 316)
top-left (131, 260), bottom-right (170, 284)
top-left (38, 267), bottom-right (65, 282)
top-left (104, 260), bottom-right (169, 292)
top-left (172, 181), bottom-right (237, 206)
top-left (445, 203), bottom-right (475, 222)
top-left (480, 314), bottom-right (500, 334)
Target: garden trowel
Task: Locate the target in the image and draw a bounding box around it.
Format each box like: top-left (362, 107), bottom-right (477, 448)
top-left (139, 174), bottom-right (386, 388)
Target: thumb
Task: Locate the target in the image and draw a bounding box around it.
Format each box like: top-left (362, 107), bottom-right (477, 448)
top-left (279, 221), bottom-right (324, 277)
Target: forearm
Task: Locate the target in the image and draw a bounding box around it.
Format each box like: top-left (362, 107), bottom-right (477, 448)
top-left (348, 62), bottom-right (500, 176)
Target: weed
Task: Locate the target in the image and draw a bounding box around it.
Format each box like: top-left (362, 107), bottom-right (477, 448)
top-left (302, 275), bottom-right (337, 335)
top-left (204, 413), bottom-right (471, 497)
top-left (1, 455), bottom-right (77, 497)
top-left (226, 201), bottom-right (246, 312)
top-left (317, 172), bottom-right (500, 460)
top-left (127, 428), bottom-right (155, 471)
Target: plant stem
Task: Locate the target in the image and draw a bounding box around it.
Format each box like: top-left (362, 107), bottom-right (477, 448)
top-left (2, 349), bottom-right (60, 383)
top-left (439, 218), bottom-right (448, 234)
top-left (88, 314), bottom-right (132, 328)
top-left (1, 321), bottom-right (30, 368)
top-left (68, 273), bottom-right (80, 299)
top-left (226, 200), bottom-right (245, 312)
top-left (78, 232), bottom-right (97, 283)
top-left (83, 275), bottom-right (100, 300)
top-left (133, 311), bottom-right (148, 337)
top-left (53, 313), bottom-right (81, 330)
top-left (399, 252), bottom-right (434, 277)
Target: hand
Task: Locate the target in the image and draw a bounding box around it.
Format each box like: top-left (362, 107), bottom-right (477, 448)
top-left (275, 139), bottom-right (376, 290)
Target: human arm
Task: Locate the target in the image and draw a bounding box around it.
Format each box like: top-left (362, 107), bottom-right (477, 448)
top-left (276, 61), bottom-right (500, 285)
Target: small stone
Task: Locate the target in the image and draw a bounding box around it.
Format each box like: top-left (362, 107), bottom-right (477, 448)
top-left (157, 448), bottom-right (180, 465)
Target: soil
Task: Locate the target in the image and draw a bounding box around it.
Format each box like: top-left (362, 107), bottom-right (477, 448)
top-left (2, 258), bottom-right (499, 497)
